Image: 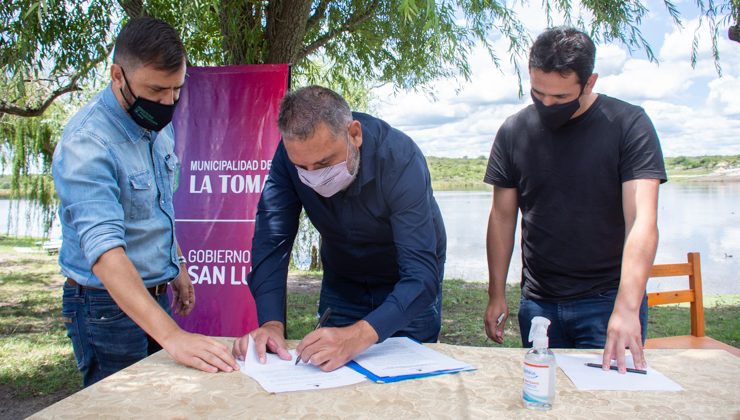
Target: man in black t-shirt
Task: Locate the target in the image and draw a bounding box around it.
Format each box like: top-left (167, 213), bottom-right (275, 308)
top-left (483, 27), bottom-right (666, 373)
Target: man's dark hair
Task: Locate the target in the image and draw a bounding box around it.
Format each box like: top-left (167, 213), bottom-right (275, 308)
top-left (278, 85), bottom-right (353, 141)
top-left (529, 27), bottom-right (596, 88)
top-left (113, 17), bottom-right (186, 73)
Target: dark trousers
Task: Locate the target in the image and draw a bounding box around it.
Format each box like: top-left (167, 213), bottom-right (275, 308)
top-left (318, 285), bottom-right (442, 343)
top-left (518, 288), bottom-right (648, 348)
top-left (62, 282), bottom-right (170, 387)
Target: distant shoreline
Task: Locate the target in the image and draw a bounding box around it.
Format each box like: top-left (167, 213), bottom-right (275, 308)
top-left (2, 173), bottom-right (738, 198)
top-left (1, 156), bottom-right (738, 199)
top-left (668, 168), bottom-right (740, 183)
top-left (426, 155), bottom-right (740, 191)
top-left (431, 170), bottom-right (740, 191)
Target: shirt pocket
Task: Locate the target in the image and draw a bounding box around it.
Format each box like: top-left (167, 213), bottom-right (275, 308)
top-left (164, 153), bottom-right (180, 193)
top-left (128, 170), bottom-right (154, 220)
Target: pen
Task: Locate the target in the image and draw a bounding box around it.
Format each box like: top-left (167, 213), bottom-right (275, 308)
top-left (295, 307), bottom-right (332, 365)
top-left (585, 362), bottom-right (647, 375)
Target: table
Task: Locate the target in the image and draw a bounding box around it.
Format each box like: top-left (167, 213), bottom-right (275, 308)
top-left (31, 342), bottom-right (740, 419)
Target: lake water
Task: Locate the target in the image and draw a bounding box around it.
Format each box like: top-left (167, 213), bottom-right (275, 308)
top-left (0, 200), bottom-right (58, 239)
top-left (2, 181), bottom-right (738, 295)
top-left (435, 182), bottom-right (740, 296)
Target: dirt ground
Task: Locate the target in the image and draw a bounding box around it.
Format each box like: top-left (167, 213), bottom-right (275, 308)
top-left (0, 385), bottom-right (71, 420)
top-left (285, 272), bottom-right (322, 293)
top-left (6, 273), bottom-right (322, 420)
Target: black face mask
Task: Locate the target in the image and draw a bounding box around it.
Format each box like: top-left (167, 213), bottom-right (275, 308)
top-left (120, 68), bottom-right (178, 132)
top-left (531, 91), bottom-right (581, 131)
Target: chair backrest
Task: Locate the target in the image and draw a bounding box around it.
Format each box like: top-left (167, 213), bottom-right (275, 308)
top-left (648, 252), bottom-right (705, 337)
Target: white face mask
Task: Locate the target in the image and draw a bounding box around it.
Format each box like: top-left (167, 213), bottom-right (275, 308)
top-left (296, 138), bottom-right (360, 197)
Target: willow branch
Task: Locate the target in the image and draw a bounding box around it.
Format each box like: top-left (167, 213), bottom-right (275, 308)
top-left (0, 43), bottom-right (114, 117)
top-left (297, 1), bottom-right (380, 61)
top-left (0, 81), bottom-right (81, 117)
top-left (307, 0), bottom-right (331, 31)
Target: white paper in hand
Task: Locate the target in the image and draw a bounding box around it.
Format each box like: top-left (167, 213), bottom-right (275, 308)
top-left (238, 334), bottom-right (367, 393)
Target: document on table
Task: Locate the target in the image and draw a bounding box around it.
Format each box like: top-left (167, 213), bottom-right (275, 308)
top-left (555, 353), bottom-right (683, 391)
top-left (348, 337), bottom-right (476, 383)
top-left (238, 336), bottom-right (367, 393)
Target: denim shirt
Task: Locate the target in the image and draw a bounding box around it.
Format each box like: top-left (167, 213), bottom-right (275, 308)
top-left (249, 112), bottom-right (447, 341)
top-left (52, 85), bottom-right (181, 288)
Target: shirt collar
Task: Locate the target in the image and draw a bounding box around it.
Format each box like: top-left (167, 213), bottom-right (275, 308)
top-left (345, 116), bottom-right (377, 197)
top-left (101, 83), bottom-right (151, 144)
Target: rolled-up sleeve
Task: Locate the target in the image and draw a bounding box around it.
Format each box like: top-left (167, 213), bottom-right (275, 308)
top-left (53, 130), bottom-right (126, 268)
top-left (364, 152), bottom-right (440, 341)
top-left (248, 142), bottom-right (302, 326)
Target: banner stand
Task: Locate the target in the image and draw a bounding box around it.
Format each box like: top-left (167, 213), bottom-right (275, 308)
top-left (171, 64), bottom-right (290, 337)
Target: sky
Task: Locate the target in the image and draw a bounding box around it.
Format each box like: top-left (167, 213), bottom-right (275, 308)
top-left (371, 0), bottom-right (740, 158)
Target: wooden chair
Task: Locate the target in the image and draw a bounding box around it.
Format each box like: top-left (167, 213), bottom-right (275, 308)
top-left (645, 252), bottom-right (740, 357)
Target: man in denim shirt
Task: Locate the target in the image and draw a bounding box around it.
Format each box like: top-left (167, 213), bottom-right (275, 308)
top-left (232, 86), bottom-right (446, 371)
top-left (53, 17), bottom-right (238, 387)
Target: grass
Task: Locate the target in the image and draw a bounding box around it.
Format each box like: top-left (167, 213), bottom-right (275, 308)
top-left (439, 280), bottom-right (523, 347)
top-left (285, 284), bottom-right (323, 339)
top-left (0, 236), bottom-right (738, 414)
top-left (287, 279), bottom-right (740, 348)
top-left (647, 296), bottom-right (740, 346)
top-left (0, 236), bottom-right (79, 399)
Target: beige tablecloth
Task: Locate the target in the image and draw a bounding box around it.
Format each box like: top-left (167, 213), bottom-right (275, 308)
top-left (31, 342), bottom-right (740, 419)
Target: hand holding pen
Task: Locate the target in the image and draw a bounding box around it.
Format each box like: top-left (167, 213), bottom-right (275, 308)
top-left (484, 299), bottom-right (508, 344)
top-left (295, 307), bottom-right (332, 365)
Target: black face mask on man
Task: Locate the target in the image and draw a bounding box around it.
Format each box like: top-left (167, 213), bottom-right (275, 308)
top-left (530, 90), bottom-right (582, 131)
top-left (120, 68), bottom-right (178, 132)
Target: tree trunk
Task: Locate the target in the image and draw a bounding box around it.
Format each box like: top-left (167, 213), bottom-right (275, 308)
top-left (118, 0), bottom-right (146, 17)
top-left (219, 0), bottom-right (264, 64)
top-left (730, 7), bottom-right (740, 43)
top-left (265, 0), bottom-right (313, 64)
top-left (310, 239), bottom-right (322, 271)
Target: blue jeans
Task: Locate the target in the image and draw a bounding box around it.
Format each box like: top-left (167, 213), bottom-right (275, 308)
top-left (318, 285), bottom-right (442, 343)
top-left (62, 282), bottom-right (170, 387)
top-left (518, 288), bottom-right (648, 348)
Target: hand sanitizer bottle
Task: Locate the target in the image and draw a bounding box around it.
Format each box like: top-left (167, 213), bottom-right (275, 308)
top-left (522, 316), bottom-right (556, 410)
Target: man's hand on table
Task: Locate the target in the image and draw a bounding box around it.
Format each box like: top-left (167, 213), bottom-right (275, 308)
top-left (295, 320), bottom-right (378, 372)
top-left (162, 330), bottom-right (239, 373)
top-left (232, 321), bottom-right (291, 363)
top-left (602, 307), bottom-right (646, 373)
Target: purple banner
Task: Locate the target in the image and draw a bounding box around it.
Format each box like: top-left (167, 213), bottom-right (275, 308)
top-left (171, 65), bottom-right (289, 337)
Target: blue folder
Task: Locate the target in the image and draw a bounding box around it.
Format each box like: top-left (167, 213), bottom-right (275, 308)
top-left (346, 360), bottom-right (475, 383)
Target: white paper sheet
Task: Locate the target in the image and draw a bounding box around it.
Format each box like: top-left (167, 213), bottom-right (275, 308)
top-left (238, 336), bottom-right (367, 393)
top-left (351, 337), bottom-right (475, 377)
top-left (555, 353), bottom-right (684, 391)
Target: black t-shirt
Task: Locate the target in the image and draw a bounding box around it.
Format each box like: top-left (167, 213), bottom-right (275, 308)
top-left (484, 94), bottom-right (667, 301)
